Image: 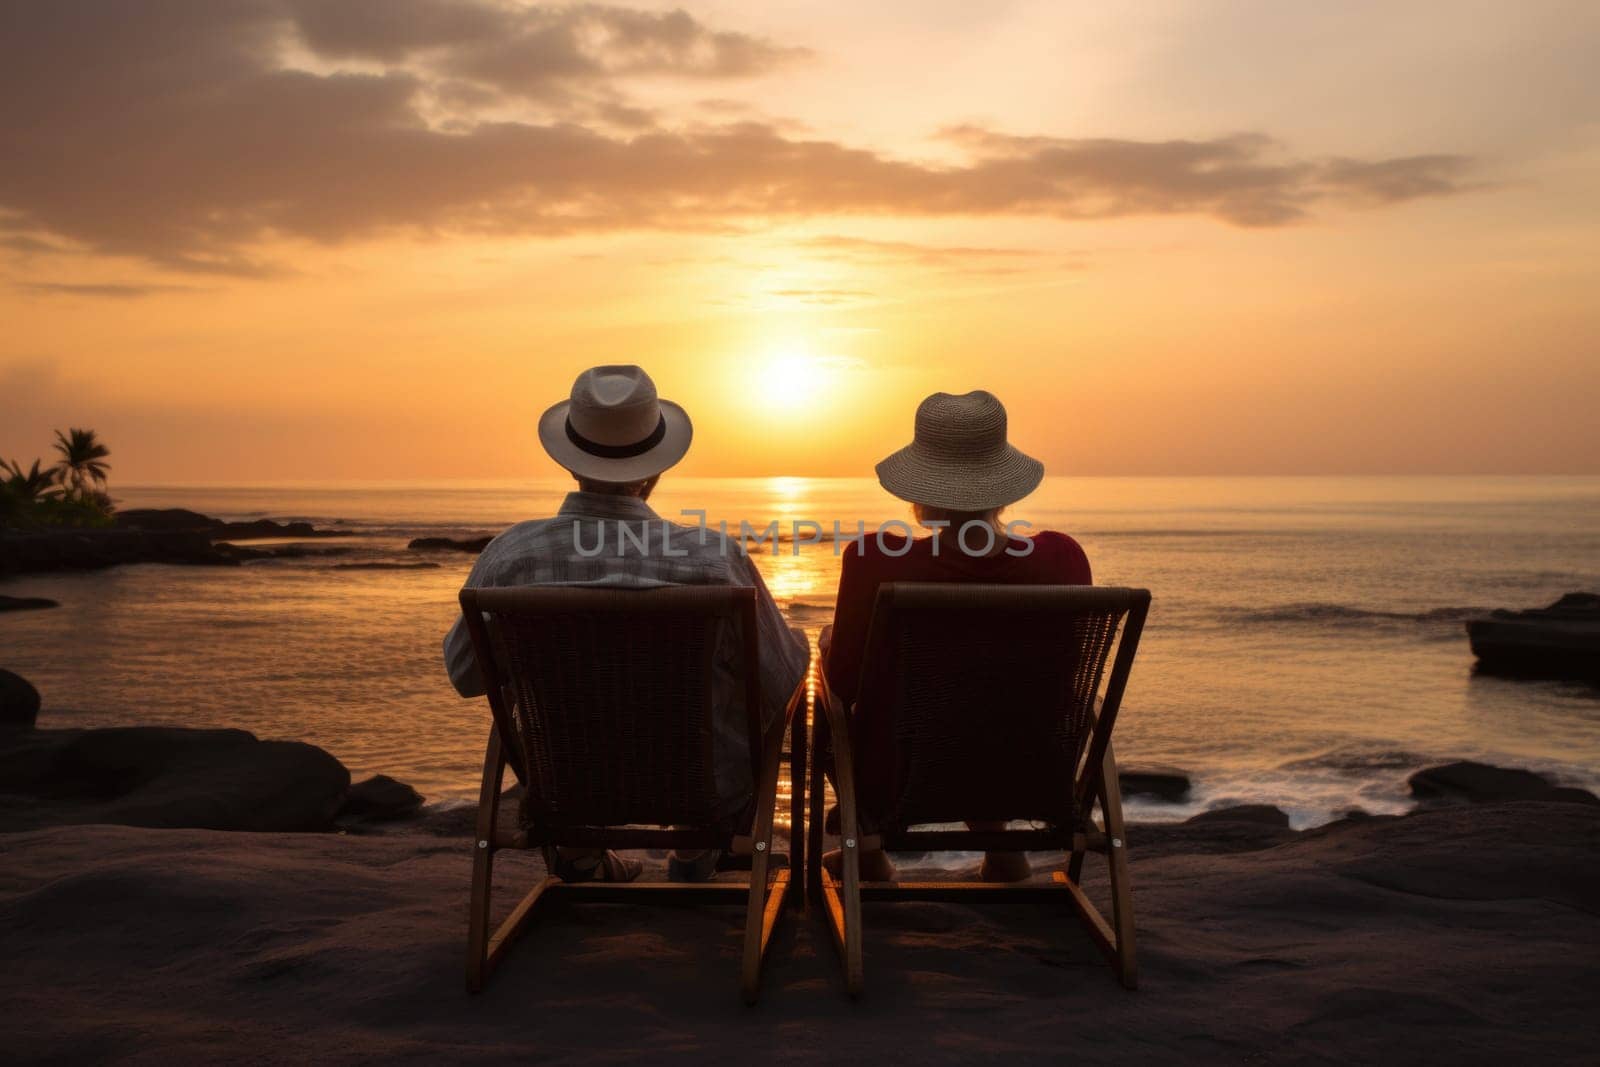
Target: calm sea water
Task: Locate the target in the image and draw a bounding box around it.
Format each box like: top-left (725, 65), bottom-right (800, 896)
top-left (4, 476), bottom-right (1598, 827)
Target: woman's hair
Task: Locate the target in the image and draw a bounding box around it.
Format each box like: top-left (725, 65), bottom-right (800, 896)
top-left (912, 502), bottom-right (1003, 533)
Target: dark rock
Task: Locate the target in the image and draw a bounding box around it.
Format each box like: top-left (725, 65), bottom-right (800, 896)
top-left (1118, 765), bottom-right (1192, 802)
top-left (285, 545), bottom-right (356, 558)
top-left (331, 562), bottom-right (440, 571)
top-left (339, 775), bottom-right (425, 822)
top-left (1409, 761), bottom-right (1599, 807)
top-left (215, 543), bottom-right (356, 562)
top-left (114, 507), bottom-right (215, 532)
top-left (0, 670), bottom-right (41, 728)
top-left (1126, 807), bottom-right (1300, 857)
top-left (0, 529), bottom-right (234, 576)
top-left (0, 595), bottom-right (59, 612)
top-left (115, 508), bottom-right (352, 542)
top-left (408, 536), bottom-right (493, 553)
top-left (213, 542), bottom-right (275, 561)
top-left (1186, 804), bottom-right (1292, 828)
top-left (1466, 591), bottom-right (1600, 680)
top-left (3, 509), bottom-right (361, 574)
top-left (0, 726), bottom-right (66, 785)
top-left (1304, 801), bottom-right (1600, 914)
top-left (0, 726), bottom-right (350, 832)
top-left (215, 518), bottom-right (348, 540)
top-left (408, 784), bottom-right (522, 838)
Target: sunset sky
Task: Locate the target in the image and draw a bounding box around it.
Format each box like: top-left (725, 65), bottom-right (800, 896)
top-left (2, 1), bottom-right (1597, 482)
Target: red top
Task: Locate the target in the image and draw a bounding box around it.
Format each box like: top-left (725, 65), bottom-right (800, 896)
top-left (822, 529), bottom-right (1093, 707)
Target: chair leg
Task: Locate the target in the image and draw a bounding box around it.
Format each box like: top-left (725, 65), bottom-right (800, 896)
top-left (821, 719), bottom-right (864, 994)
top-left (740, 839), bottom-right (773, 1005)
top-left (466, 832), bottom-right (495, 993)
top-left (1098, 743), bottom-right (1138, 989)
top-left (817, 845), bottom-right (864, 996)
top-left (743, 702), bottom-right (803, 1004)
top-left (807, 723), bottom-right (825, 908)
top-left (838, 826), bottom-right (864, 996)
top-left (466, 723), bottom-right (506, 993)
top-left (788, 703), bottom-right (807, 914)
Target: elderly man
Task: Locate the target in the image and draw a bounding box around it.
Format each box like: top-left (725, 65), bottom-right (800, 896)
top-left (444, 364), bottom-right (809, 882)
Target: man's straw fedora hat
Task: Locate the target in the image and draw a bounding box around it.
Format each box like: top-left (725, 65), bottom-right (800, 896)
top-left (538, 365), bottom-right (692, 482)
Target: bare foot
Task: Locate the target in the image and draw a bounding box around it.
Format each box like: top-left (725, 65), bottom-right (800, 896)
top-left (978, 851), bottom-right (1031, 882)
top-left (822, 847), bottom-right (896, 882)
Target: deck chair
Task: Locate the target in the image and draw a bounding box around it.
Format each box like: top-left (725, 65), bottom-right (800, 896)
top-left (808, 583), bottom-right (1150, 995)
top-left (459, 585), bottom-right (808, 1004)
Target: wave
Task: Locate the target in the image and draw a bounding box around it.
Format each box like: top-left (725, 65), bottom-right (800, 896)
top-left (1079, 528), bottom-right (1266, 539)
top-left (1277, 746), bottom-right (1430, 774)
top-left (1224, 603), bottom-right (1490, 627)
top-left (782, 601), bottom-right (835, 621)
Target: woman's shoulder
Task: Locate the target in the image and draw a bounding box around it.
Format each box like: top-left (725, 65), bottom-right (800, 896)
top-left (1024, 528), bottom-right (1084, 552)
top-left (844, 527), bottom-right (915, 559)
top-left (1014, 529), bottom-right (1092, 579)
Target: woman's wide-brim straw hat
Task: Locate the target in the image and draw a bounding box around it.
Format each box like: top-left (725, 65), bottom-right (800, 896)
top-left (875, 390), bottom-right (1044, 511)
top-left (538, 365), bottom-right (693, 483)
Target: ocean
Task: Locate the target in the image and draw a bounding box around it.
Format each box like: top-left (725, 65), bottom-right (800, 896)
top-left (4, 476), bottom-right (1598, 827)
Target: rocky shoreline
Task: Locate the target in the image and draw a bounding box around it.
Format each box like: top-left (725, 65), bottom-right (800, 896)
top-left (1, 773), bottom-right (1595, 1062)
top-left (2, 665), bottom-right (1596, 1059)
top-left (2, 709), bottom-right (1592, 838)
top-left (0, 508), bottom-right (354, 576)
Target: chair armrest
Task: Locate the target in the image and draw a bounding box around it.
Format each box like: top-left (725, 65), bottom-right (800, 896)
top-left (761, 649), bottom-right (810, 758)
top-left (815, 658), bottom-right (848, 721)
top-left (811, 654), bottom-right (864, 849)
top-left (748, 662), bottom-right (810, 853)
top-left (781, 640), bottom-right (811, 724)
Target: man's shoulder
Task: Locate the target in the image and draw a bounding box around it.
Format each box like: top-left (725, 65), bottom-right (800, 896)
top-left (482, 516), bottom-right (564, 551)
top-left (659, 518), bottom-right (748, 558)
top-left (467, 516), bottom-right (565, 571)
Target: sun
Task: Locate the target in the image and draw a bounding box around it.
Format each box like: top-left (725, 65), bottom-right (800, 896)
top-left (755, 342), bottom-right (828, 413)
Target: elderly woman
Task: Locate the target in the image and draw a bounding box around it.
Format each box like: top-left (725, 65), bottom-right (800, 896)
top-left (821, 389), bottom-right (1092, 882)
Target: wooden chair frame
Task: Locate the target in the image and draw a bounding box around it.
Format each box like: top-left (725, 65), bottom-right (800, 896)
top-left (459, 585), bottom-right (809, 1004)
top-left (807, 584), bottom-right (1150, 995)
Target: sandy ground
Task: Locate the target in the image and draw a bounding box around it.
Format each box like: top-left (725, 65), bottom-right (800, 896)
top-left (2, 802), bottom-right (1597, 1064)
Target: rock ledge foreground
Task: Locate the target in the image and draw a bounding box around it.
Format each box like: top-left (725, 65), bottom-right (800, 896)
top-left (0, 801), bottom-right (1594, 1062)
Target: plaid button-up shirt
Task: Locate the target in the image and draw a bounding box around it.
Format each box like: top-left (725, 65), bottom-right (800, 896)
top-left (444, 491), bottom-right (809, 806)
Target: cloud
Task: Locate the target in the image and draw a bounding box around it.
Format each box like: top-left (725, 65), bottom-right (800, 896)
top-left (0, 2), bottom-right (1479, 276)
top-left (1, 234), bottom-right (70, 255)
top-left (794, 236), bottom-right (1090, 278)
top-left (767, 287), bottom-right (875, 305)
top-left (286, 1), bottom-right (808, 87)
top-left (800, 235), bottom-right (1036, 260)
top-left (16, 282), bottom-right (204, 299)
top-left (797, 235), bottom-right (1043, 264)
top-left (935, 125), bottom-right (1475, 227)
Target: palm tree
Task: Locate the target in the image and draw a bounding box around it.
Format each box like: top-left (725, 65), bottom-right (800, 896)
top-left (52, 428), bottom-right (111, 498)
top-left (0, 457), bottom-right (61, 528)
top-left (1, 457), bottom-right (61, 501)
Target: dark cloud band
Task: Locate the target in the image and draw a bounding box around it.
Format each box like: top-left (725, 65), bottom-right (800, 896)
top-left (0, 1), bottom-right (1476, 276)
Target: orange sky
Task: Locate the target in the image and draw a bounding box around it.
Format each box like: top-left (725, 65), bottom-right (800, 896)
top-left (2, 1), bottom-right (1597, 481)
